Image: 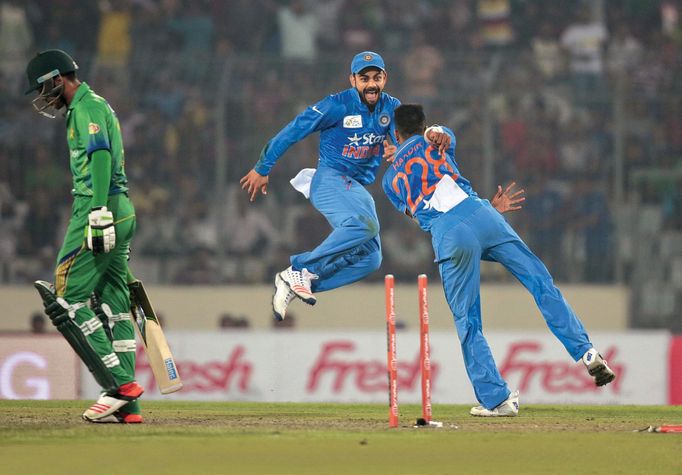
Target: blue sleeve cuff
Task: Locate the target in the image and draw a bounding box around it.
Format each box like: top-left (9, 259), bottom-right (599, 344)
top-left (86, 143), bottom-right (111, 158)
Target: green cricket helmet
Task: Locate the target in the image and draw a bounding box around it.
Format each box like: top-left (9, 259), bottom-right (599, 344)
top-left (24, 49), bottom-right (78, 95)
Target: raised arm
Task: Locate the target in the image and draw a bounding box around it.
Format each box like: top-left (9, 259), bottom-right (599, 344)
top-left (240, 97), bottom-right (344, 201)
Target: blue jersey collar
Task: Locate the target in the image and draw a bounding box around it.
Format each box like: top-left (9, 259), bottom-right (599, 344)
top-left (395, 134), bottom-right (422, 156)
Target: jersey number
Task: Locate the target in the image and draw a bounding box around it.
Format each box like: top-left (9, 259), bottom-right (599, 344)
top-left (392, 145), bottom-right (456, 214)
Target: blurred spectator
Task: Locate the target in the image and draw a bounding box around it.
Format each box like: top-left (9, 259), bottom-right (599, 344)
top-left (225, 193), bottom-right (279, 258)
top-left (559, 118), bottom-right (602, 178)
top-left (382, 223), bottom-right (433, 280)
top-left (339, 0), bottom-right (377, 52)
top-left (96, 0), bottom-right (132, 87)
top-left (570, 176), bottom-right (613, 282)
top-left (606, 24), bottom-right (643, 78)
top-left (401, 31), bottom-right (444, 106)
top-left (168, 0), bottom-right (214, 79)
top-left (447, 0), bottom-right (474, 47)
top-left (30, 312), bottom-right (46, 334)
top-left (531, 21), bottom-right (564, 81)
top-left (477, 0), bottom-right (515, 48)
top-left (0, 0), bottom-right (33, 93)
top-left (0, 182), bottom-right (27, 272)
top-left (660, 1), bottom-right (679, 37)
top-left (313, 0), bottom-right (345, 52)
top-left (522, 99), bottom-right (559, 175)
top-left (277, 0), bottom-right (318, 61)
top-left (561, 7), bottom-right (608, 96)
top-left (172, 247), bottom-right (221, 284)
top-left (180, 201), bottom-right (218, 252)
top-left (519, 176), bottom-right (566, 279)
top-left (17, 189), bottom-right (59, 256)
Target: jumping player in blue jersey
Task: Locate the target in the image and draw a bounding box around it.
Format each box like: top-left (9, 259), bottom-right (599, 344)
top-left (383, 104), bottom-right (616, 417)
top-left (240, 52), bottom-right (451, 320)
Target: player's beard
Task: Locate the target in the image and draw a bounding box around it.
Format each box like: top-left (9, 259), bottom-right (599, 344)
top-left (360, 86), bottom-right (381, 110)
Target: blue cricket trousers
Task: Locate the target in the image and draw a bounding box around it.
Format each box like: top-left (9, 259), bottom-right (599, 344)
top-left (291, 166), bottom-right (382, 292)
top-left (430, 197), bottom-right (593, 409)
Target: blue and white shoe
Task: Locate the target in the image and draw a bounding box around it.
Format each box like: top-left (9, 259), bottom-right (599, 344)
top-left (470, 390), bottom-right (520, 417)
top-left (582, 348), bottom-right (616, 387)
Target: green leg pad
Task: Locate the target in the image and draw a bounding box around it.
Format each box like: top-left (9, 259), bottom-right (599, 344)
top-left (34, 281), bottom-right (118, 394)
top-left (91, 292), bottom-right (114, 342)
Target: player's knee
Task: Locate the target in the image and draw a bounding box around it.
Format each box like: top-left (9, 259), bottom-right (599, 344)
top-left (367, 246), bottom-right (382, 272)
top-left (343, 215), bottom-right (380, 239)
top-left (363, 215), bottom-right (380, 238)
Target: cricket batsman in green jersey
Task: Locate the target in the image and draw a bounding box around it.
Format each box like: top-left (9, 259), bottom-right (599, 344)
top-left (25, 49), bottom-right (144, 423)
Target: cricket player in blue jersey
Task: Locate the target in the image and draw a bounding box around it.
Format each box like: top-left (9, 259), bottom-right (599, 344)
top-left (383, 104), bottom-right (616, 417)
top-left (240, 52), bottom-right (450, 320)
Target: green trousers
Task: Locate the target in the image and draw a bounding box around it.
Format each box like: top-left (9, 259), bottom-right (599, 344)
top-left (56, 193), bottom-right (139, 413)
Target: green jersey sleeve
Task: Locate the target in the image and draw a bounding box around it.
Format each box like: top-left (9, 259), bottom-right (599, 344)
top-left (66, 83), bottom-right (128, 197)
top-left (76, 101), bottom-right (112, 157)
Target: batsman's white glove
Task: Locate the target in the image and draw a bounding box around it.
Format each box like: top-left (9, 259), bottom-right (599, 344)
top-left (87, 206), bottom-right (116, 254)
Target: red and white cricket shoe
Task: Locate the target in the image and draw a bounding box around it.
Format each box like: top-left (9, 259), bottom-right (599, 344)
top-left (278, 266), bottom-right (318, 305)
top-left (82, 381), bottom-right (144, 422)
top-left (86, 411), bottom-right (143, 424)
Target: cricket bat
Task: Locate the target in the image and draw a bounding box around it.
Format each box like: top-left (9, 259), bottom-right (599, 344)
top-left (129, 279), bottom-right (183, 394)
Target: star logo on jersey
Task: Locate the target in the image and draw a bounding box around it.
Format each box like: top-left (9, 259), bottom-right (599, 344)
top-left (362, 132), bottom-right (380, 145)
top-left (347, 133), bottom-right (362, 146)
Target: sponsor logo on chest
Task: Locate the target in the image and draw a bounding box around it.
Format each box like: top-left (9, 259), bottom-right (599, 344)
top-left (343, 115), bottom-right (362, 128)
top-left (343, 132), bottom-right (385, 160)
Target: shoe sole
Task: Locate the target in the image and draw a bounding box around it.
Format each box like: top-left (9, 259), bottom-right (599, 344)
top-left (82, 399), bottom-right (129, 422)
top-left (272, 277), bottom-right (285, 322)
top-left (470, 414), bottom-right (518, 417)
top-left (469, 410), bottom-right (518, 417)
top-left (85, 413), bottom-right (143, 424)
top-left (279, 272), bottom-right (316, 306)
top-left (589, 363), bottom-right (616, 387)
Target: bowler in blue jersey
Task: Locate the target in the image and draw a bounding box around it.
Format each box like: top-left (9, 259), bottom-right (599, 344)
top-left (383, 104), bottom-right (616, 417)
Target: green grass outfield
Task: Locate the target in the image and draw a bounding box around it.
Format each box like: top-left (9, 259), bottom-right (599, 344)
top-left (0, 401), bottom-right (680, 474)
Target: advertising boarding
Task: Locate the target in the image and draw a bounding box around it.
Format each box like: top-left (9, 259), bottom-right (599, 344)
top-left (78, 331), bottom-right (675, 405)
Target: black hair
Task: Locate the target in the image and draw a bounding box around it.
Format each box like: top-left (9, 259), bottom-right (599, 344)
top-left (395, 104), bottom-right (426, 138)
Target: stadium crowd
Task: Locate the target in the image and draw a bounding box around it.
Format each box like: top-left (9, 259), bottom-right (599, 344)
top-left (0, 0), bottom-right (679, 289)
